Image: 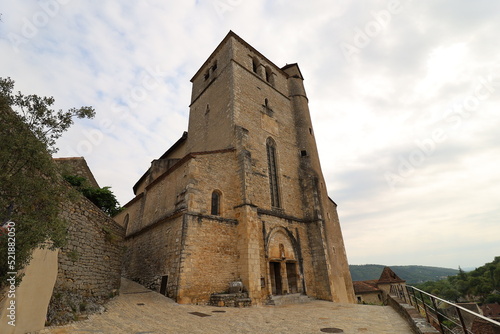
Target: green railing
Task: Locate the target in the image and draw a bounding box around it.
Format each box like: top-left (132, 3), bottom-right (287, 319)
top-left (390, 284), bottom-right (500, 334)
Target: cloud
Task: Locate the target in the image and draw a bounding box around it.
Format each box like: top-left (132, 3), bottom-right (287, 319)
top-left (1, 0), bottom-right (499, 269)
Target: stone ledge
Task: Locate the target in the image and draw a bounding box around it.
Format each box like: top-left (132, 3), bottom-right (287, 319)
top-left (386, 294), bottom-right (439, 334)
top-left (267, 293), bottom-right (313, 306)
top-left (208, 293), bottom-right (252, 307)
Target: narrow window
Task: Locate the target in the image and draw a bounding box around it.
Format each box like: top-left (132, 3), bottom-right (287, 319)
top-left (123, 214), bottom-right (129, 234)
top-left (211, 190), bottom-right (221, 215)
top-left (252, 57), bottom-right (259, 73)
top-left (205, 104), bottom-right (210, 114)
top-left (211, 60), bottom-right (218, 72)
top-left (204, 71), bottom-right (209, 81)
top-left (266, 138), bottom-right (280, 208)
top-left (264, 98), bottom-right (273, 115)
top-left (265, 66), bottom-right (274, 85)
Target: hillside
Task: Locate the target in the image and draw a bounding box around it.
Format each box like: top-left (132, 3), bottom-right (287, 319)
top-left (350, 264), bottom-right (459, 284)
top-left (415, 256), bottom-right (500, 303)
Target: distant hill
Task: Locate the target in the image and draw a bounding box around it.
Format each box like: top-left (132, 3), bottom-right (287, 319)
top-left (350, 264), bottom-right (459, 284)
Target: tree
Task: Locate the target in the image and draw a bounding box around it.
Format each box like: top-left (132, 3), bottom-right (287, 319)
top-left (63, 175), bottom-right (122, 216)
top-left (0, 77), bottom-right (95, 288)
top-left (415, 257), bottom-right (500, 303)
top-left (0, 77), bottom-right (94, 154)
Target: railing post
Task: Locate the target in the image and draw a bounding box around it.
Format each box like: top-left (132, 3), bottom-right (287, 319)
top-left (400, 285), bottom-right (406, 302)
top-left (455, 307), bottom-right (468, 334)
top-left (405, 286), bottom-right (500, 334)
top-left (412, 288), bottom-right (420, 313)
top-left (419, 291), bottom-right (431, 323)
top-left (406, 286), bottom-right (413, 306)
top-left (430, 295), bottom-right (445, 334)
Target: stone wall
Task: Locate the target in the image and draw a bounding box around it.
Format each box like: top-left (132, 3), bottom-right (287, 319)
top-left (122, 214), bottom-right (183, 297)
top-left (47, 191), bottom-right (125, 325)
top-left (122, 150), bottom-right (242, 302)
top-left (177, 214), bottom-right (239, 304)
top-left (231, 40), bottom-right (306, 217)
top-left (386, 294), bottom-right (439, 334)
top-left (54, 157), bottom-right (100, 188)
top-left (188, 38), bottom-right (235, 154)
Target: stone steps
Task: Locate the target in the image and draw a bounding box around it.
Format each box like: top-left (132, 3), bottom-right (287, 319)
top-left (208, 293), bottom-right (252, 307)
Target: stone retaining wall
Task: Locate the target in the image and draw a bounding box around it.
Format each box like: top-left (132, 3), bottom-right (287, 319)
top-left (47, 193), bottom-right (125, 325)
top-left (386, 294), bottom-right (439, 334)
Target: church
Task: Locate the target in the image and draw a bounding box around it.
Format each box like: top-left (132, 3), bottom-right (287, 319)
top-left (115, 31), bottom-right (355, 305)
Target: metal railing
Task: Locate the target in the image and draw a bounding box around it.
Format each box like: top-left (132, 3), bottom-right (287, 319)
top-left (390, 284), bottom-right (500, 334)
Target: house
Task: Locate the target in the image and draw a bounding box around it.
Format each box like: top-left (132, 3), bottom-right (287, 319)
top-left (353, 267), bottom-right (405, 304)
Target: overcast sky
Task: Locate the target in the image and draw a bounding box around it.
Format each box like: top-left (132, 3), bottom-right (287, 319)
top-left (1, 0), bottom-right (499, 270)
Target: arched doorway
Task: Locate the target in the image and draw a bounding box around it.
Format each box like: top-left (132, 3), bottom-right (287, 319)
top-left (266, 228), bottom-right (302, 295)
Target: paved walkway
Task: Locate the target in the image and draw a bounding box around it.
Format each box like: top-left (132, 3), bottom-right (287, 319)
top-left (40, 279), bottom-right (413, 334)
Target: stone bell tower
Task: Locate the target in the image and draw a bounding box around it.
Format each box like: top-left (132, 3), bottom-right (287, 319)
top-left (117, 31), bottom-right (355, 305)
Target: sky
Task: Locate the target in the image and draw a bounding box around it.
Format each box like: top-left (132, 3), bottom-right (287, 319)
top-left (1, 0), bottom-right (499, 270)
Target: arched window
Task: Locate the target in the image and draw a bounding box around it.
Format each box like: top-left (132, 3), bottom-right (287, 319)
top-left (266, 138), bottom-right (280, 208)
top-left (211, 190), bottom-right (221, 215)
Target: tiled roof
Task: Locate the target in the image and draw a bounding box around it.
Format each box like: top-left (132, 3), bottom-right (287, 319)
top-left (353, 280), bottom-right (381, 294)
top-left (377, 266), bottom-right (405, 284)
top-left (471, 318), bottom-right (500, 334)
top-left (482, 303), bottom-right (500, 317)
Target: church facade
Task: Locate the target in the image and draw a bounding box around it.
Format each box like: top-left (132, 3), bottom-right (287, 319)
top-left (115, 31), bottom-right (355, 305)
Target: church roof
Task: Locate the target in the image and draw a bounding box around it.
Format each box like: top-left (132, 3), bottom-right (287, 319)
top-left (377, 266), bottom-right (406, 284)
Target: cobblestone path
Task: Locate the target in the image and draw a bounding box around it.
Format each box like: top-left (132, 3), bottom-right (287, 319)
top-left (40, 279), bottom-right (413, 334)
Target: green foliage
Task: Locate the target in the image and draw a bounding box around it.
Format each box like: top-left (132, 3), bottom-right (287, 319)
top-left (415, 257), bottom-right (500, 303)
top-left (484, 294), bottom-right (500, 304)
top-left (63, 175), bottom-right (122, 216)
top-left (0, 77), bottom-right (94, 289)
top-left (350, 264), bottom-right (459, 284)
top-left (0, 77), bottom-right (95, 154)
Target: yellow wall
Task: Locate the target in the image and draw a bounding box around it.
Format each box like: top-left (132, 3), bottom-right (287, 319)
top-left (0, 247), bottom-right (58, 334)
